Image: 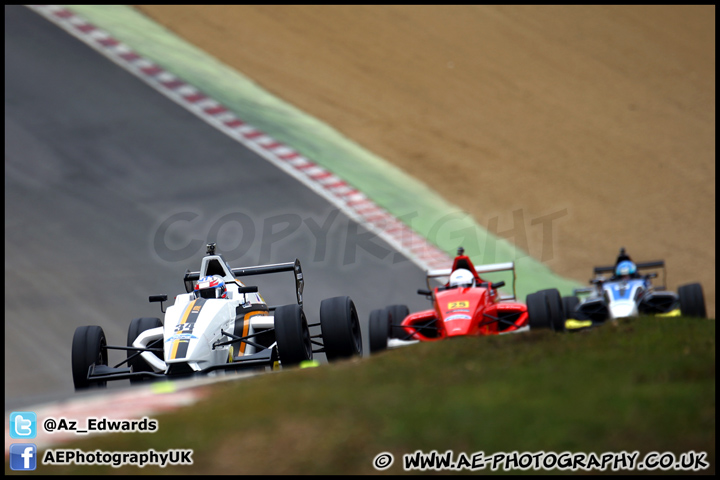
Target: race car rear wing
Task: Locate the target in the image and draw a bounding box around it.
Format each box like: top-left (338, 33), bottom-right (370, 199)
top-left (592, 260), bottom-right (666, 289)
top-left (184, 258), bottom-right (304, 307)
top-left (593, 260), bottom-right (664, 274)
top-left (426, 261), bottom-right (517, 300)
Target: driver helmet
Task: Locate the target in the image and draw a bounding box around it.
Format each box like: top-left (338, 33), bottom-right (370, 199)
top-left (194, 275), bottom-right (227, 299)
top-left (615, 260), bottom-right (637, 278)
top-left (449, 269), bottom-right (475, 288)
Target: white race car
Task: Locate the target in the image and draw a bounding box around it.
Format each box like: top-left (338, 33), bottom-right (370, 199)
top-left (563, 248), bottom-right (706, 328)
top-left (71, 244), bottom-right (363, 390)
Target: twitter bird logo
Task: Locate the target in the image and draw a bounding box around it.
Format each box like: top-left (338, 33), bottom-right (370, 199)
top-left (10, 412), bottom-right (37, 439)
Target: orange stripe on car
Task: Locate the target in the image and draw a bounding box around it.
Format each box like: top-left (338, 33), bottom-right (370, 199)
top-left (237, 311), bottom-right (265, 356)
top-left (170, 339), bottom-right (180, 359)
top-left (180, 299), bottom-right (196, 324)
top-left (171, 300), bottom-right (197, 359)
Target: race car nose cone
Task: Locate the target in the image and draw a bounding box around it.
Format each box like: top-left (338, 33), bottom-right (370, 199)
top-left (609, 301), bottom-right (637, 319)
top-left (444, 320), bottom-right (471, 337)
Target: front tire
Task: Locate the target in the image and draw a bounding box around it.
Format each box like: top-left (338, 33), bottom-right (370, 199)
top-left (386, 304), bottom-right (409, 339)
top-left (562, 296), bottom-right (579, 320)
top-left (320, 296), bottom-right (363, 361)
top-left (127, 317), bottom-right (163, 384)
top-left (275, 304), bottom-right (313, 367)
top-left (71, 325), bottom-right (108, 390)
top-left (368, 309), bottom-right (391, 354)
top-left (678, 283), bottom-right (707, 318)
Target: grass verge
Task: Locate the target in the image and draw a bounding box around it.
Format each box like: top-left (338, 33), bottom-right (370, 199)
top-left (10, 316), bottom-right (714, 475)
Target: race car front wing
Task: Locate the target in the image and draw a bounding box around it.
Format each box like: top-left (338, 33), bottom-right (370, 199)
top-left (81, 343), bottom-right (278, 385)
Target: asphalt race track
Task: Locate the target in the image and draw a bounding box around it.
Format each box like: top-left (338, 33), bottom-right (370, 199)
top-left (4, 5), bottom-right (431, 410)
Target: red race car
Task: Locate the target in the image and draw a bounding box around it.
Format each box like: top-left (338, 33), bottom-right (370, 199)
top-left (369, 247), bottom-right (565, 353)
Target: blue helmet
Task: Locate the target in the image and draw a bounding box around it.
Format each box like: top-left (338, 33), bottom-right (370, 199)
top-left (615, 260), bottom-right (637, 277)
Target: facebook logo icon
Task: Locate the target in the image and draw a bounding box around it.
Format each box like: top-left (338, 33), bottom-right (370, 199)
top-left (10, 444), bottom-right (37, 471)
top-left (10, 412), bottom-right (37, 439)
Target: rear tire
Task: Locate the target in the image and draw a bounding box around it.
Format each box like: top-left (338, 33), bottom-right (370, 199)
top-left (538, 288), bottom-right (565, 331)
top-left (369, 309), bottom-right (391, 354)
top-left (526, 292), bottom-right (550, 329)
top-left (320, 296), bottom-right (363, 361)
top-left (275, 304), bottom-right (313, 367)
top-left (71, 325), bottom-right (108, 390)
top-left (527, 290), bottom-right (565, 331)
top-left (386, 305), bottom-right (409, 339)
top-left (678, 283), bottom-right (707, 318)
top-left (127, 317), bottom-right (163, 384)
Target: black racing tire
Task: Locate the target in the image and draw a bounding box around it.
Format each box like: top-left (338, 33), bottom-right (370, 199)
top-left (274, 304), bottom-right (313, 367)
top-left (385, 304), bottom-right (410, 339)
top-left (526, 292), bottom-right (550, 329)
top-left (537, 288), bottom-right (565, 331)
top-left (562, 296), bottom-right (591, 321)
top-left (678, 283), bottom-right (707, 318)
top-left (71, 325), bottom-right (108, 390)
top-left (320, 296), bottom-right (363, 361)
top-left (127, 317), bottom-right (163, 384)
top-left (547, 290), bottom-right (566, 332)
top-left (528, 290), bottom-right (564, 331)
top-left (368, 309), bottom-right (391, 354)
top-left (562, 296), bottom-right (580, 320)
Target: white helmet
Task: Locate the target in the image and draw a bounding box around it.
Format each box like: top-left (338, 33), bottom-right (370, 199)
top-left (449, 269), bottom-right (475, 288)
